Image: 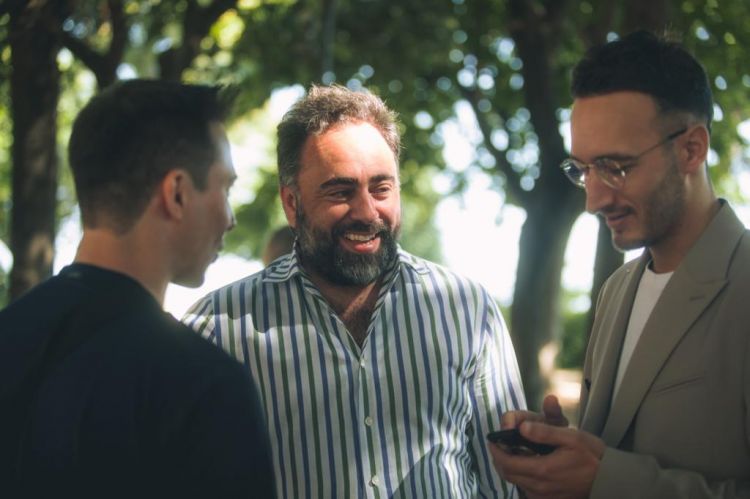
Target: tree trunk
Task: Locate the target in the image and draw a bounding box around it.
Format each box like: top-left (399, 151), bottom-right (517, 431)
top-left (506, 0), bottom-right (582, 409)
top-left (511, 195), bottom-right (581, 409)
top-left (622, 0), bottom-right (671, 34)
top-left (320, 0), bottom-right (337, 79)
top-left (8, 2), bottom-right (61, 301)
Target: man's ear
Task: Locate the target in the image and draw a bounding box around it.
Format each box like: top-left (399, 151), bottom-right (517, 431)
top-left (160, 169), bottom-right (191, 220)
top-left (681, 124), bottom-right (710, 174)
top-left (280, 185), bottom-right (299, 229)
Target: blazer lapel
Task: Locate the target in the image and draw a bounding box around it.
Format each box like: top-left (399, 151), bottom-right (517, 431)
top-left (599, 201), bottom-right (743, 446)
top-left (599, 274), bottom-right (726, 445)
top-left (580, 255), bottom-right (646, 437)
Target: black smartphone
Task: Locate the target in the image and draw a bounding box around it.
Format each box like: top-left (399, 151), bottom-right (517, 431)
top-left (486, 428), bottom-right (555, 456)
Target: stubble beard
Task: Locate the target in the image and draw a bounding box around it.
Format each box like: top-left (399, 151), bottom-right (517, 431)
top-left (612, 157), bottom-right (686, 252)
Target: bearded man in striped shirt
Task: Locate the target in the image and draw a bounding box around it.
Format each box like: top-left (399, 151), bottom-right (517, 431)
top-left (184, 84), bottom-right (525, 498)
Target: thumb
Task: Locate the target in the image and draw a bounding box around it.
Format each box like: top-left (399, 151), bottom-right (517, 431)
top-left (542, 395), bottom-right (569, 427)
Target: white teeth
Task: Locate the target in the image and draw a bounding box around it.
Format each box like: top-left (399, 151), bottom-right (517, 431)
top-left (345, 233), bottom-right (376, 242)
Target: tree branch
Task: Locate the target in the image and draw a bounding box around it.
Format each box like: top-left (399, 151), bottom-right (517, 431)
top-left (321, 0), bottom-right (337, 78)
top-left (507, 0), bottom-right (572, 207)
top-left (459, 85), bottom-right (529, 205)
top-left (0, 0), bottom-right (26, 18)
top-left (50, 0), bottom-right (126, 88)
top-left (107, 0), bottom-right (127, 70)
top-left (581, 2), bottom-right (617, 47)
top-left (159, 0), bottom-right (238, 80)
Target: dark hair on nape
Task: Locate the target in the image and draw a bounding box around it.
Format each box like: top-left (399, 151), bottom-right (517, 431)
top-left (68, 78), bottom-right (233, 232)
top-left (276, 84), bottom-right (401, 187)
top-left (571, 30), bottom-right (713, 131)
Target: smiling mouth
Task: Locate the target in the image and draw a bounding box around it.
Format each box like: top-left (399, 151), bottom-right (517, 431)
top-left (344, 232), bottom-right (378, 242)
top-left (602, 210), bottom-right (634, 230)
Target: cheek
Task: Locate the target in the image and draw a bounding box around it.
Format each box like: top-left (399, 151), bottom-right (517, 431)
top-left (380, 198), bottom-right (401, 223)
top-left (211, 195), bottom-right (231, 226)
top-left (312, 203), bottom-right (348, 225)
top-left (629, 182), bottom-right (660, 213)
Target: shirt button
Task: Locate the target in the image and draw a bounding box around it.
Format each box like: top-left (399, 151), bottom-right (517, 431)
top-left (364, 416), bottom-right (374, 426)
top-left (360, 358), bottom-right (366, 368)
top-left (370, 475), bottom-right (379, 486)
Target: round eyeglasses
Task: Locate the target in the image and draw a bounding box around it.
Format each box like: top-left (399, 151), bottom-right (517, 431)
top-left (560, 127), bottom-right (688, 190)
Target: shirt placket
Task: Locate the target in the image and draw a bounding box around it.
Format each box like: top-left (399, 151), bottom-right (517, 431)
top-left (297, 265), bottom-right (401, 499)
top-left (297, 284), bottom-right (373, 499)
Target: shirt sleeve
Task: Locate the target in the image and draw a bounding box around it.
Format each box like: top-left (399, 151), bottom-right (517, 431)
top-left (470, 288), bottom-right (526, 499)
top-left (182, 294), bottom-right (218, 342)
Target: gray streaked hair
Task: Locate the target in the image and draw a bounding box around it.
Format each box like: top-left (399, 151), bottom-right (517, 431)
top-left (276, 84), bottom-right (401, 186)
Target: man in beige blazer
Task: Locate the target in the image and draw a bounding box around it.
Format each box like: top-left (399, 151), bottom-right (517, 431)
top-left (490, 30), bottom-right (750, 498)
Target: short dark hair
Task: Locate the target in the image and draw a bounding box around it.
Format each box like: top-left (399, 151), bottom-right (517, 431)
top-left (572, 30), bottom-right (713, 130)
top-left (276, 84), bottom-right (401, 187)
top-left (68, 79), bottom-right (231, 232)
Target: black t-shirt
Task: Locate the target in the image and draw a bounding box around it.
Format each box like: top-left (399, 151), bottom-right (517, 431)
top-left (0, 264), bottom-right (275, 498)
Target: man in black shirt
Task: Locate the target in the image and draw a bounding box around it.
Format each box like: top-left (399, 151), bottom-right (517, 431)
top-left (0, 80), bottom-right (275, 498)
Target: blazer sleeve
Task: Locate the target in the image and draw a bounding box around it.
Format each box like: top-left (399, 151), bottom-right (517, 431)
top-left (589, 329), bottom-right (750, 499)
top-left (591, 447), bottom-right (750, 498)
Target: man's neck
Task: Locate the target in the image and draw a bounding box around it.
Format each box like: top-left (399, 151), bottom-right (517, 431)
top-left (305, 268), bottom-right (382, 347)
top-left (75, 228), bottom-right (169, 304)
top-left (649, 197), bottom-right (721, 273)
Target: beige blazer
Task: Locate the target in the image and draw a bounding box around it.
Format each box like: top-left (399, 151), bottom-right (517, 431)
top-left (579, 202), bottom-right (750, 498)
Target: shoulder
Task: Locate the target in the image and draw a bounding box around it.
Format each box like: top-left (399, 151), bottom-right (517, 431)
top-left (116, 310), bottom-right (250, 383)
top-left (715, 228), bottom-right (750, 315)
top-left (396, 249), bottom-right (496, 304)
top-left (733, 228), bottom-right (750, 266)
top-left (0, 274), bottom-right (86, 351)
top-left (0, 274), bottom-right (73, 320)
top-left (182, 266), bottom-right (271, 327)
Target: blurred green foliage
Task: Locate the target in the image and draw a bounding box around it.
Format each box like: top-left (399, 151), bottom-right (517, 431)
top-left (558, 312), bottom-right (588, 369)
top-left (2, 0), bottom-right (750, 366)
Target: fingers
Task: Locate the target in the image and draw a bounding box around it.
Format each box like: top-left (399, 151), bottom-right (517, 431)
top-left (518, 422), bottom-right (606, 460)
top-left (491, 424), bottom-right (604, 499)
top-left (501, 394), bottom-right (568, 431)
top-left (501, 410), bottom-right (546, 429)
top-left (489, 439), bottom-right (542, 479)
top-left (518, 421), bottom-right (572, 447)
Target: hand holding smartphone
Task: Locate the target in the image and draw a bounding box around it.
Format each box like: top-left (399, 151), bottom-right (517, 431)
top-left (486, 428), bottom-right (556, 456)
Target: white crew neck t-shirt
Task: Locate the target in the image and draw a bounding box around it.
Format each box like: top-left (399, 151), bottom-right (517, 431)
top-left (612, 264), bottom-right (673, 397)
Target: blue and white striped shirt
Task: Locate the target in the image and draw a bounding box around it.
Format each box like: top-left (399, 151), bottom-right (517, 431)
top-left (184, 247), bottom-right (525, 498)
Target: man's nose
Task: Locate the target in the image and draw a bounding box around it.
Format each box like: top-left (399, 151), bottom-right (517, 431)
top-left (584, 169), bottom-right (617, 215)
top-left (226, 204), bottom-right (237, 232)
top-left (349, 191), bottom-right (379, 222)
